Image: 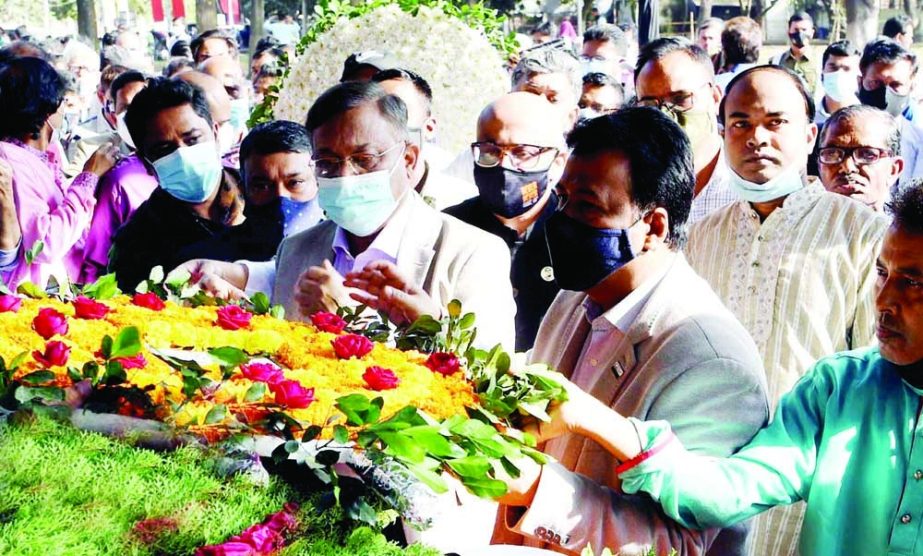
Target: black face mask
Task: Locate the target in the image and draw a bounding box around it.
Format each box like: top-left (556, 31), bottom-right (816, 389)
top-left (858, 85), bottom-right (887, 110)
top-left (544, 210), bottom-right (637, 292)
top-left (473, 165), bottom-right (550, 218)
top-left (788, 31), bottom-right (808, 48)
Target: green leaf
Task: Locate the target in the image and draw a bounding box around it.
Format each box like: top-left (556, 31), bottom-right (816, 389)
top-left (459, 312), bottom-right (476, 329)
top-left (164, 268), bottom-right (189, 290)
top-left (302, 425), bottom-right (322, 441)
top-left (269, 305), bottom-right (285, 320)
top-left (66, 366), bottom-right (83, 383)
top-left (315, 449), bottom-right (340, 466)
top-left (405, 461), bottom-right (448, 494)
top-left (99, 335), bottom-right (113, 360)
top-left (403, 426), bottom-right (466, 459)
top-left (378, 431), bottom-right (427, 463)
top-left (81, 361), bottom-right (100, 381)
top-left (335, 394), bottom-right (382, 426)
top-left (447, 455), bottom-right (491, 478)
top-left (243, 382), bottom-right (267, 402)
top-left (500, 456), bottom-right (521, 479)
top-left (81, 273), bottom-right (121, 300)
top-left (251, 292), bottom-right (271, 315)
top-left (109, 327), bottom-right (141, 360)
top-left (345, 497), bottom-right (378, 525)
top-left (20, 370), bottom-right (56, 385)
top-left (333, 424), bottom-right (349, 444)
top-left (16, 281), bottom-right (47, 299)
top-left (9, 351), bottom-right (28, 372)
top-left (14, 385), bottom-right (64, 403)
top-left (102, 361), bottom-right (127, 385)
top-left (204, 404), bottom-right (227, 425)
top-left (148, 265), bottom-right (165, 284)
top-left (458, 475), bottom-right (508, 499)
top-left (207, 346), bottom-right (248, 368)
top-left (24, 240), bottom-right (44, 265)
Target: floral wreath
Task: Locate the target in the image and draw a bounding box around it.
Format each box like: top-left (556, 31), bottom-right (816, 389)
top-left (251, 0), bottom-right (518, 153)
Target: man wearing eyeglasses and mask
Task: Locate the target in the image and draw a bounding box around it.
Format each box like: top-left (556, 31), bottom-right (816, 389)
top-left (489, 106), bottom-right (768, 554)
top-left (635, 37), bottom-right (736, 223)
top-left (173, 81), bottom-right (516, 351)
top-left (445, 92), bottom-right (566, 351)
top-left (818, 105), bottom-right (904, 212)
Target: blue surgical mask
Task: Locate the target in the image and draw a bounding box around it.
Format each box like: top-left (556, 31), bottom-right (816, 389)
top-left (230, 98), bottom-right (250, 131)
top-left (727, 163), bottom-right (804, 203)
top-left (545, 210), bottom-right (638, 291)
top-left (821, 70), bottom-right (858, 103)
top-left (280, 196), bottom-right (322, 237)
top-left (316, 153), bottom-right (404, 237)
top-left (151, 141), bottom-right (223, 203)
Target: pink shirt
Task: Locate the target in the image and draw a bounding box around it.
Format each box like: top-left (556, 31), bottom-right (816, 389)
top-left (77, 155), bottom-right (158, 284)
top-left (0, 140), bottom-right (98, 289)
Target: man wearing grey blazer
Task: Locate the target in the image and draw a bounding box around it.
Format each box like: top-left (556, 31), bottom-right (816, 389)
top-left (492, 108), bottom-right (769, 554)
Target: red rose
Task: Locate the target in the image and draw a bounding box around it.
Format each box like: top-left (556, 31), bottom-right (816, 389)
top-left (32, 308), bottom-right (69, 339)
top-left (32, 340), bottom-right (70, 367)
top-left (424, 352), bottom-right (461, 376)
top-left (331, 334), bottom-right (374, 360)
top-left (239, 362), bottom-right (284, 384)
top-left (310, 311), bottom-right (347, 334)
top-left (362, 366), bottom-right (400, 391)
top-left (233, 524), bottom-right (283, 554)
top-left (216, 305), bottom-right (253, 330)
top-left (0, 294), bottom-right (22, 313)
top-left (132, 292), bottom-right (166, 311)
top-left (265, 505), bottom-right (299, 532)
top-left (269, 380), bottom-right (315, 409)
top-left (114, 353), bottom-right (147, 369)
top-left (194, 541), bottom-right (254, 556)
top-left (73, 296), bottom-right (111, 320)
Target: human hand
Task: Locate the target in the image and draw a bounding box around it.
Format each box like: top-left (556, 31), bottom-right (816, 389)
top-left (494, 454), bottom-right (542, 507)
top-left (519, 370), bottom-right (603, 445)
top-left (168, 259), bottom-right (249, 301)
top-left (293, 259), bottom-right (351, 316)
top-left (83, 142), bottom-right (121, 177)
top-left (343, 261), bottom-right (441, 325)
top-left (0, 159), bottom-right (13, 196)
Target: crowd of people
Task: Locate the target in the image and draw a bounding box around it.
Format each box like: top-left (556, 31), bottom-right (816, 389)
top-left (1, 9), bottom-right (923, 556)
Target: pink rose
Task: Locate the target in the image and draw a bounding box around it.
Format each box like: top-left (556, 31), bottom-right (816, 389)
top-left (114, 353), bottom-right (147, 370)
top-left (265, 505), bottom-right (299, 532)
top-left (233, 524), bottom-right (283, 554)
top-left (32, 340), bottom-right (70, 368)
top-left (362, 366), bottom-right (400, 391)
top-left (132, 292), bottom-right (166, 311)
top-left (239, 362), bottom-right (284, 385)
top-left (32, 308), bottom-right (69, 339)
top-left (0, 294), bottom-right (22, 313)
top-left (331, 334), bottom-right (374, 360)
top-left (310, 311), bottom-right (347, 334)
top-left (73, 296), bottom-right (111, 320)
top-left (269, 380), bottom-right (315, 409)
top-left (424, 352), bottom-right (461, 376)
top-left (216, 305), bottom-right (253, 330)
top-left (194, 541), bottom-right (255, 556)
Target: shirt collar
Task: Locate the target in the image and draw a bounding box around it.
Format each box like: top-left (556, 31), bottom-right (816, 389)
top-left (332, 190), bottom-right (414, 262)
top-left (582, 261), bottom-right (671, 333)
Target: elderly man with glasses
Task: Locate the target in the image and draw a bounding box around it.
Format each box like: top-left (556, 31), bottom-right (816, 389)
top-left (445, 92), bottom-right (567, 351)
top-left (818, 105), bottom-right (904, 212)
top-left (173, 81), bottom-right (516, 351)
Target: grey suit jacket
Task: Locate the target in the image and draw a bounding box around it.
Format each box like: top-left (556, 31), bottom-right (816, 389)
top-left (271, 192), bottom-right (516, 350)
top-left (495, 254), bottom-right (770, 555)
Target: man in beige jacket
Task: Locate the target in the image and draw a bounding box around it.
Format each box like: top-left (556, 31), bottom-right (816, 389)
top-left (174, 81), bottom-right (516, 350)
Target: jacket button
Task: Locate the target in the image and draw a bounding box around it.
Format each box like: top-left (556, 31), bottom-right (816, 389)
top-left (914, 469), bottom-right (923, 480)
top-left (902, 513), bottom-right (912, 524)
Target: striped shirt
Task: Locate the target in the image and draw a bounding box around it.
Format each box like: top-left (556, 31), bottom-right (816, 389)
top-left (688, 153), bottom-right (738, 224)
top-left (686, 180), bottom-right (888, 556)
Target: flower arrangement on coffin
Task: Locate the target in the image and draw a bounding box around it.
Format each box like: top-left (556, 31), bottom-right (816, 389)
top-left (0, 269), bottom-right (567, 545)
top-left (252, 0), bottom-right (516, 153)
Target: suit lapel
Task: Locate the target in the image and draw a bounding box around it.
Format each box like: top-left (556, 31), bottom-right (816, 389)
top-left (396, 194), bottom-right (439, 288)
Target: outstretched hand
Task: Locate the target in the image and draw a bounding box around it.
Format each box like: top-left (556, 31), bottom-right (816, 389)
top-left (344, 261), bottom-right (441, 325)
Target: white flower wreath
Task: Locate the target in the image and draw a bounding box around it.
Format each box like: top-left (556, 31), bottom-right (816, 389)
top-left (273, 4), bottom-right (511, 153)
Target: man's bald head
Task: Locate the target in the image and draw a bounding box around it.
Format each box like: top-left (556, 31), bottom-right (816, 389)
top-left (175, 71), bottom-right (231, 124)
top-left (477, 91), bottom-right (567, 147)
top-left (198, 55), bottom-right (245, 100)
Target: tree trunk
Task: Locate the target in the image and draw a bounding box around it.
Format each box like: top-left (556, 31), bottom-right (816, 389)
top-left (76, 0), bottom-right (98, 45)
top-left (845, 0), bottom-right (878, 48)
top-left (698, 0), bottom-right (713, 26)
top-left (902, 0), bottom-right (918, 33)
top-left (196, 0), bottom-right (217, 31)
top-left (249, 0), bottom-right (263, 52)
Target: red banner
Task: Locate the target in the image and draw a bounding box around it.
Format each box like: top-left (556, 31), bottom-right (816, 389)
top-left (172, 0), bottom-right (185, 19)
top-left (151, 0), bottom-right (164, 22)
top-left (217, 0), bottom-right (241, 24)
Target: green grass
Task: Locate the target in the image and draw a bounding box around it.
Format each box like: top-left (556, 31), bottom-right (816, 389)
top-left (0, 415), bottom-right (439, 556)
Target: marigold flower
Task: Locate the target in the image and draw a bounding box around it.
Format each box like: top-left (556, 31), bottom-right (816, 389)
top-left (32, 307), bottom-right (69, 339)
top-left (363, 366), bottom-right (400, 391)
top-left (332, 334), bottom-right (373, 359)
top-left (0, 294), bottom-right (22, 313)
top-left (132, 292), bottom-right (166, 311)
top-left (216, 305), bottom-right (253, 330)
top-left (310, 311), bottom-right (347, 334)
top-left (269, 379), bottom-right (315, 409)
top-left (239, 362), bottom-right (284, 385)
top-left (425, 352), bottom-right (461, 376)
top-left (32, 340), bottom-right (70, 367)
top-left (73, 296), bottom-right (111, 320)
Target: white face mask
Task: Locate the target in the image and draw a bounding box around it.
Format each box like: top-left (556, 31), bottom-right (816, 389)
top-left (116, 113), bottom-right (135, 150)
top-left (822, 70), bottom-right (858, 104)
top-left (885, 87), bottom-right (911, 118)
top-left (578, 107), bottom-right (603, 121)
top-left (727, 163), bottom-right (805, 203)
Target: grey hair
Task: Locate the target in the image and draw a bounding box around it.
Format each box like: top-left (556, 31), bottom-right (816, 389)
top-left (511, 48), bottom-right (582, 101)
top-left (821, 104), bottom-right (902, 156)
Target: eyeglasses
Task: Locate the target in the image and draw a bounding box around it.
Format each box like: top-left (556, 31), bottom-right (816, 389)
top-left (818, 146), bottom-right (892, 166)
top-left (634, 83), bottom-right (711, 114)
top-left (471, 142), bottom-right (558, 171)
top-left (312, 142), bottom-right (404, 178)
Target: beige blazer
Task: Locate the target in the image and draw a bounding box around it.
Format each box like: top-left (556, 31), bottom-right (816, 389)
top-left (494, 254), bottom-right (770, 555)
top-left (271, 192), bottom-right (516, 350)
